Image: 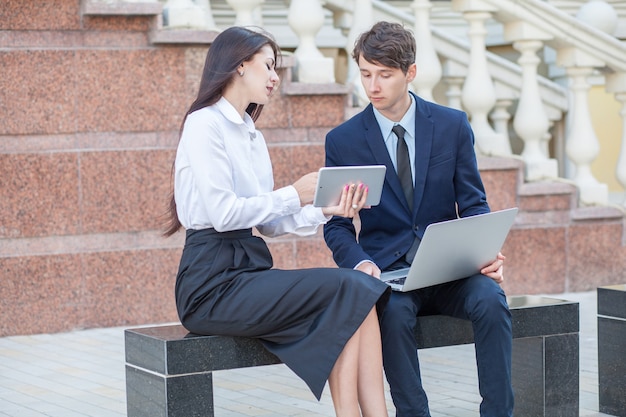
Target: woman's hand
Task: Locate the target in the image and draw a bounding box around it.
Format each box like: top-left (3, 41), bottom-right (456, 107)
top-left (292, 172), bottom-right (319, 206)
top-left (321, 183), bottom-right (368, 218)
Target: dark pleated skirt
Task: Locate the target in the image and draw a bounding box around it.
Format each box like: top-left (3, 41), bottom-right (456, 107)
top-left (175, 227), bottom-right (390, 399)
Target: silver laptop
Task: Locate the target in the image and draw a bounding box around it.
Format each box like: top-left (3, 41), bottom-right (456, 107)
top-left (381, 208), bottom-right (518, 291)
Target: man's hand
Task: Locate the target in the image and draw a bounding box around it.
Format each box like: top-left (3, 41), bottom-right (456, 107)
top-left (481, 252), bottom-right (506, 284)
top-left (355, 260), bottom-right (381, 279)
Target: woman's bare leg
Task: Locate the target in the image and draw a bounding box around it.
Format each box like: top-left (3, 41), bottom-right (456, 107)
top-left (328, 326), bottom-right (360, 417)
top-left (328, 307), bottom-right (388, 417)
top-left (356, 308), bottom-right (388, 417)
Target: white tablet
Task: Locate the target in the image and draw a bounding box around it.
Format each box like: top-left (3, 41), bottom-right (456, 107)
top-left (313, 165), bottom-right (386, 207)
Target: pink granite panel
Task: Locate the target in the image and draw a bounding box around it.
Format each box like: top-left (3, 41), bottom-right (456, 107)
top-left (514, 210), bottom-right (571, 227)
top-left (262, 127), bottom-right (309, 144)
top-left (571, 206), bottom-right (623, 221)
top-left (74, 48), bottom-right (187, 133)
top-left (2, 28), bottom-right (151, 50)
top-left (81, 31), bottom-right (151, 48)
top-left (518, 182), bottom-right (577, 212)
top-left (266, 240), bottom-right (297, 270)
top-left (291, 144), bottom-right (325, 176)
top-left (296, 237), bottom-right (336, 268)
top-left (1, 0), bottom-right (80, 30)
top-left (306, 127), bottom-right (332, 144)
top-left (81, 248), bottom-right (180, 328)
top-left (501, 227), bottom-right (567, 296)
top-left (269, 144), bottom-right (325, 189)
top-left (568, 222), bottom-right (626, 292)
top-left (266, 236), bottom-right (334, 270)
top-left (0, 254), bottom-right (83, 337)
top-left (257, 86), bottom-right (290, 129)
top-left (289, 95), bottom-right (346, 128)
top-left (0, 31), bottom-right (82, 48)
top-left (520, 194), bottom-right (572, 212)
top-left (83, 15), bottom-right (153, 32)
top-left (268, 146), bottom-right (292, 189)
top-left (80, 149), bottom-right (173, 233)
top-left (479, 168), bottom-right (518, 212)
top-left (184, 47), bottom-right (208, 101)
top-left (0, 50), bottom-right (77, 135)
top-left (0, 153), bottom-right (80, 238)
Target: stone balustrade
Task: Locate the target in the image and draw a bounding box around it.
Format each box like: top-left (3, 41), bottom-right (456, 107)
top-left (143, 0), bottom-right (626, 207)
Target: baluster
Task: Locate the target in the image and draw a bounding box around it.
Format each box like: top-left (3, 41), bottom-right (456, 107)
top-left (561, 63), bottom-right (608, 205)
top-left (195, 0), bottom-right (217, 29)
top-left (345, 0), bottom-right (373, 106)
top-left (410, 0), bottom-right (442, 103)
top-left (163, 0), bottom-right (212, 28)
top-left (607, 72), bottom-right (626, 207)
top-left (512, 39), bottom-right (558, 180)
top-left (225, 0), bottom-right (264, 26)
top-left (452, 4), bottom-right (510, 156)
top-left (288, 0), bottom-right (334, 83)
top-left (576, 0), bottom-right (618, 36)
top-left (441, 59), bottom-right (466, 110)
top-left (490, 99), bottom-right (512, 142)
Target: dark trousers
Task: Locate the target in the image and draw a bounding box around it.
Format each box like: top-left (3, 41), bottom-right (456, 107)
top-left (380, 274), bottom-right (514, 417)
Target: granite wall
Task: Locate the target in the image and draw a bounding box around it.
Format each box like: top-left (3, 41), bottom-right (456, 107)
top-left (0, 1), bottom-right (345, 336)
top-left (1, 1), bottom-right (625, 337)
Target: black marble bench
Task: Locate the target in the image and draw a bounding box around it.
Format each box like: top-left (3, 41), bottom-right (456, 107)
top-left (125, 295), bottom-right (579, 417)
top-left (598, 284), bottom-right (626, 416)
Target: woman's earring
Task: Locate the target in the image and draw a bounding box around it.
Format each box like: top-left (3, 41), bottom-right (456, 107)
top-left (239, 70), bottom-right (245, 77)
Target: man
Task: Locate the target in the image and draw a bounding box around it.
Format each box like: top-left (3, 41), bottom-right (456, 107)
top-left (324, 21), bottom-right (514, 417)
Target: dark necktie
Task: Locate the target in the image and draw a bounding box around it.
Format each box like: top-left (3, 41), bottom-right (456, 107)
top-left (393, 124), bottom-right (413, 210)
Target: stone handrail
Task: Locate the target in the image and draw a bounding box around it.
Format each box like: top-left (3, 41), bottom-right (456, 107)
top-left (485, 0), bottom-right (626, 72)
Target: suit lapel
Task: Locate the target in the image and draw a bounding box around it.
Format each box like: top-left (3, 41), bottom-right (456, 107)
top-left (411, 93), bottom-right (434, 215)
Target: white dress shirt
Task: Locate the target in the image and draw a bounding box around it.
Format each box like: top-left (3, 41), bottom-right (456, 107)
top-left (174, 97), bottom-right (328, 237)
top-left (372, 93), bottom-right (416, 185)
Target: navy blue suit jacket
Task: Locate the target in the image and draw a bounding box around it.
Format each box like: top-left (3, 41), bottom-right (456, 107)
top-left (324, 93), bottom-right (490, 270)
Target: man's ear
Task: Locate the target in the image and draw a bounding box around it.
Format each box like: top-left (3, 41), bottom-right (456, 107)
top-left (406, 63), bottom-right (417, 83)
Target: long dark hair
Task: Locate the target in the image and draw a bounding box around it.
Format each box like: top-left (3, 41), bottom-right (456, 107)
top-left (163, 26), bottom-right (280, 237)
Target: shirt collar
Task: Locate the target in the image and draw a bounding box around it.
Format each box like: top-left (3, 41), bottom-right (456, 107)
top-left (373, 93), bottom-right (416, 143)
top-left (216, 97), bottom-right (257, 136)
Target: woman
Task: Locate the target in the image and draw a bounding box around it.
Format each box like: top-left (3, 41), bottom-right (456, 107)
top-left (164, 26), bottom-right (391, 417)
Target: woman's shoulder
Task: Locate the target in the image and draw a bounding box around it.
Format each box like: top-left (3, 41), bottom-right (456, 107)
top-left (184, 106), bottom-right (224, 130)
top-left (187, 105), bottom-right (220, 121)
top-left (179, 107), bottom-right (226, 148)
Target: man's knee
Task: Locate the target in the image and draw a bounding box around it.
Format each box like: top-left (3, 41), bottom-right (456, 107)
top-left (465, 276), bottom-right (510, 322)
top-left (381, 293), bottom-right (417, 334)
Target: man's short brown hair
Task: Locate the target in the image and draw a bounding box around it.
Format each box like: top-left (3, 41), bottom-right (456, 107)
top-left (352, 21), bottom-right (416, 74)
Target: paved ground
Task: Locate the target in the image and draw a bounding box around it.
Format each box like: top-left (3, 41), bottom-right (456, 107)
top-left (0, 290), bottom-right (615, 416)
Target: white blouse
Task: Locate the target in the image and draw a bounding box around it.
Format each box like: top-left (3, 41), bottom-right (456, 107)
top-left (174, 97), bottom-right (328, 237)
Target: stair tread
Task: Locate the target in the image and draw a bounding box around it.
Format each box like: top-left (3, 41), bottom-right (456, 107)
top-left (519, 181), bottom-right (577, 196)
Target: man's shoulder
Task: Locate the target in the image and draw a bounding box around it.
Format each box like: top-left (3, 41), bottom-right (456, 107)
top-left (414, 94), bottom-right (467, 120)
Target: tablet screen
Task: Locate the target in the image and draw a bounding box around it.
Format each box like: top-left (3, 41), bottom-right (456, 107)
top-left (313, 165), bottom-right (386, 207)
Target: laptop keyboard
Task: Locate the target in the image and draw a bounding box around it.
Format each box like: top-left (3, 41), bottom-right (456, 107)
top-left (386, 277), bottom-right (406, 285)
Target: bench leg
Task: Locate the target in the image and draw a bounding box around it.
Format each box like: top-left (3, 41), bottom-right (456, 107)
top-left (598, 285), bottom-right (626, 416)
top-left (512, 333), bottom-right (579, 417)
top-left (598, 316), bottom-right (626, 416)
top-left (126, 365), bottom-right (215, 417)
